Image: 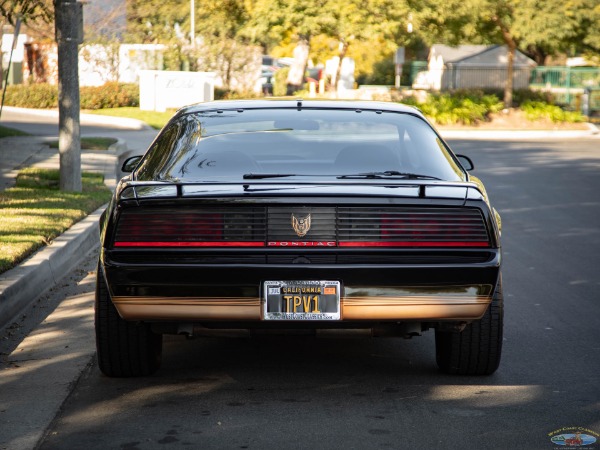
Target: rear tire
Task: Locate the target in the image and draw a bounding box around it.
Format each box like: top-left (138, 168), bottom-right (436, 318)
top-left (95, 263), bottom-right (162, 377)
top-left (435, 275), bottom-right (503, 375)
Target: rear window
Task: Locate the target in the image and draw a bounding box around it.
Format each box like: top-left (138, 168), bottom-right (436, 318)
top-left (135, 108), bottom-right (465, 182)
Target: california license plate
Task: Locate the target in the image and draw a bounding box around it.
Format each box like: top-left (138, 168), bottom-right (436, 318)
top-left (263, 281), bottom-right (341, 320)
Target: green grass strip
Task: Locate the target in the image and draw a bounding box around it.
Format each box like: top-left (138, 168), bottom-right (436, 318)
top-left (89, 107), bottom-right (175, 130)
top-left (0, 125), bottom-right (29, 138)
top-left (48, 137), bottom-right (118, 150)
top-left (0, 168), bottom-right (112, 275)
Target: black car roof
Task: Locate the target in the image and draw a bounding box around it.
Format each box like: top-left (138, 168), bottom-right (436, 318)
top-left (174, 99), bottom-right (424, 119)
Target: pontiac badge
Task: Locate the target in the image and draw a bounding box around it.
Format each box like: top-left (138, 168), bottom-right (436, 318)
top-left (291, 213), bottom-right (311, 237)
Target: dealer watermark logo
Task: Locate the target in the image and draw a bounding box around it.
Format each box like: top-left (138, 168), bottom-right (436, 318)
top-left (549, 427), bottom-right (598, 447)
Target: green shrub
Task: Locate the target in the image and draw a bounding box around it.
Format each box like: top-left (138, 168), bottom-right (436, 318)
top-left (273, 67), bottom-right (290, 97)
top-left (400, 90), bottom-right (503, 125)
top-left (521, 101), bottom-right (584, 123)
top-left (213, 88), bottom-right (263, 100)
top-left (363, 58), bottom-right (395, 86)
top-left (80, 83), bottom-right (139, 109)
top-left (3, 83), bottom-right (58, 108)
top-left (3, 82), bottom-right (139, 109)
top-left (512, 89), bottom-right (555, 106)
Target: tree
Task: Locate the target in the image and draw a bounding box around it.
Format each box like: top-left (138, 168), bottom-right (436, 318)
top-left (125, 0), bottom-right (188, 43)
top-left (54, 0), bottom-right (82, 191)
top-left (247, 0), bottom-right (335, 92)
top-left (2, 1), bottom-right (82, 191)
top-left (195, 0), bottom-right (258, 91)
top-left (327, 0), bottom-right (409, 89)
top-left (0, 0), bottom-right (52, 22)
top-left (125, 0), bottom-right (190, 70)
top-left (413, 0), bottom-right (600, 107)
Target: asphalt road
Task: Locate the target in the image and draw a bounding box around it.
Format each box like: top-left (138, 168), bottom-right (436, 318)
top-left (4, 137), bottom-right (600, 449)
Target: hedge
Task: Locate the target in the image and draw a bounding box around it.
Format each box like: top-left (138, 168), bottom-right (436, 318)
top-left (3, 82), bottom-right (139, 110)
top-left (401, 90), bottom-right (504, 125)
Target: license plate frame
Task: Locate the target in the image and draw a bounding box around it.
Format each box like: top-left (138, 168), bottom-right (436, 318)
top-left (263, 280), bottom-right (341, 321)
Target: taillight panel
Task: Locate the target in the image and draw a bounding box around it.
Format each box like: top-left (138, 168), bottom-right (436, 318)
top-left (112, 206), bottom-right (491, 248)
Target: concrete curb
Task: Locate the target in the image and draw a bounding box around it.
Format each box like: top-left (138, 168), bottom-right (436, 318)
top-left (438, 122), bottom-right (599, 140)
top-left (107, 137), bottom-right (128, 155)
top-left (0, 206), bottom-right (105, 330)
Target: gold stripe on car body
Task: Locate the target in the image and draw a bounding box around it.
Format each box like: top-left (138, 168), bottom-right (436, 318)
top-left (112, 286), bottom-right (493, 321)
top-left (341, 295), bottom-right (492, 320)
top-left (112, 297), bottom-right (262, 321)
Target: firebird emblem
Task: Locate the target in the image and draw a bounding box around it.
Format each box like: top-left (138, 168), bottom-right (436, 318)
top-left (291, 213), bottom-right (312, 238)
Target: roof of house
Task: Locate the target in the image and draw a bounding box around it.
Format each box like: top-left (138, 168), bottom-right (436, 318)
top-left (430, 45), bottom-right (489, 63)
top-left (430, 44), bottom-right (537, 67)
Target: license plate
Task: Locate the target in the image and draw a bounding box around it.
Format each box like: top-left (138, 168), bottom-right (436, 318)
top-left (263, 281), bottom-right (341, 320)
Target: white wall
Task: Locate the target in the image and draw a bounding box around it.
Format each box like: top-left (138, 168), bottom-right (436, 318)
top-left (139, 70), bottom-right (216, 111)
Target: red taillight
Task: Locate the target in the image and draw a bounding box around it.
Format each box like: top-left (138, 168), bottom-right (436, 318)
top-left (113, 211), bottom-right (265, 247)
top-left (374, 212), bottom-right (490, 247)
top-left (183, 213), bottom-right (223, 239)
top-left (381, 215), bottom-right (443, 239)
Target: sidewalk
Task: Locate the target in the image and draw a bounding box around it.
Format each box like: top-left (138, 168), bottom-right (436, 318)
top-left (0, 135), bottom-right (125, 330)
top-left (0, 106), bottom-right (160, 330)
top-left (0, 136), bottom-right (125, 191)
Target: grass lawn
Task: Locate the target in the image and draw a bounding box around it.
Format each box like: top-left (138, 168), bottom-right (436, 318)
top-left (48, 136), bottom-right (118, 150)
top-left (89, 107), bottom-right (175, 129)
top-left (0, 125), bottom-right (28, 138)
top-left (0, 168), bottom-right (112, 275)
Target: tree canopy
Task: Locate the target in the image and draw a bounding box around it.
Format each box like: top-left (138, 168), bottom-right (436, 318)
top-left (413, 0), bottom-right (600, 105)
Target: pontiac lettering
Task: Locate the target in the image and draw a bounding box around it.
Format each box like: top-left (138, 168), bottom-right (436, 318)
top-left (268, 241), bottom-right (336, 247)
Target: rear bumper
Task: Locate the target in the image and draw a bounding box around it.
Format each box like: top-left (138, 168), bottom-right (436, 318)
top-left (103, 250), bottom-right (500, 324)
top-left (112, 288), bottom-right (492, 322)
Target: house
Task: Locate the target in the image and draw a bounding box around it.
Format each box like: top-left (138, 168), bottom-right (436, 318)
top-left (414, 44), bottom-right (537, 91)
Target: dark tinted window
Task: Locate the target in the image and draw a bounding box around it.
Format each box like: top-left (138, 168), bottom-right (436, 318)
top-left (135, 108), bottom-right (465, 182)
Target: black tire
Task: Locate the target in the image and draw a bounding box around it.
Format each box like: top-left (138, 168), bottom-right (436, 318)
top-left (95, 263), bottom-right (162, 377)
top-left (435, 275), bottom-right (503, 375)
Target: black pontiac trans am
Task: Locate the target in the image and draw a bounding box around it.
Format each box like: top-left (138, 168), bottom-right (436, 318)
top-left (96, 100), bottom-right (502, 377)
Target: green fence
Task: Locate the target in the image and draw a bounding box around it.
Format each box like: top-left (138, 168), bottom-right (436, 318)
top-left (403, 63), bottom-right (600, 111)
top-left (529, 66), bottom-right (600, 105)
top-left (404, 61), bottom-right (428, 86)
top-left (583, 88), bottom-right (600, 122)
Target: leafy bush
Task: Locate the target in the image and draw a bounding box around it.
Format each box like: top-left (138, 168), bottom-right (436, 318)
top-left (273, 67), bottom-right (290, 97)
top-left (80, 83), bottom-right (139, 109)
top-left (3, 82), bottom-right (139, 109)
top-left (521, 101), bottom-right (584, 123)
top-left (401, 90), bottom-right (504, 125)
top-left (512, 89), bottom-right (555, 106)
top-left (3, 83), bottom-right (58, 108)
top-left (214, 88), bottom-right (263, 100)
top-left (362, 58), bottom-right (395, 86)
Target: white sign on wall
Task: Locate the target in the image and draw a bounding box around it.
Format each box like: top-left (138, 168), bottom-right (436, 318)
top-left (139, 70), bottom-right (216, 112)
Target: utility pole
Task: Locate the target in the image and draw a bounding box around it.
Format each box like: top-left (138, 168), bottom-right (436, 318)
top-left (55, 0), bottom-right (83, 192)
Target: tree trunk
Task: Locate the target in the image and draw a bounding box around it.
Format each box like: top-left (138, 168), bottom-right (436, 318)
top-left (525, 44), bottom-right (547, 66)
top-left (504, 43), bottom-right (515, 108)
top-left (494, 15), bottom-right (518, 109)
top-left (55, 0), bottom-right (82, 192)
top-left (333, 41), bottom-right (349, 92)
top-left (286, 36), bottom-right (310, 95)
